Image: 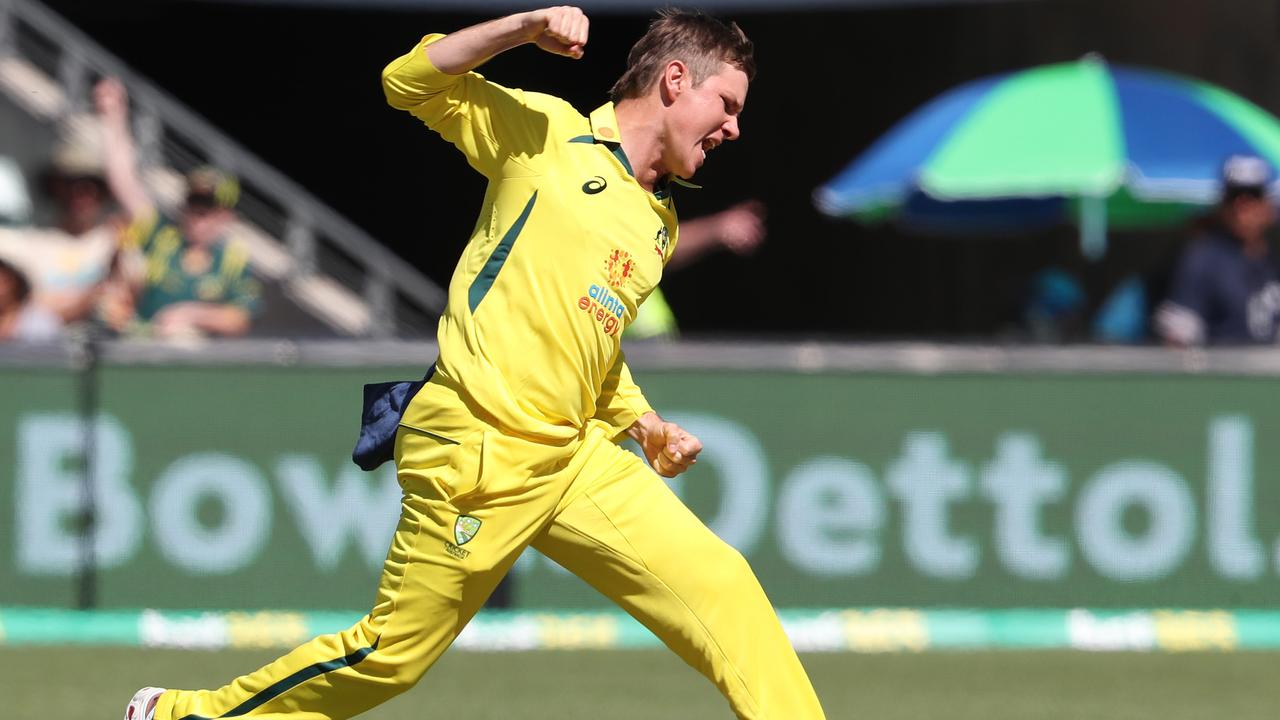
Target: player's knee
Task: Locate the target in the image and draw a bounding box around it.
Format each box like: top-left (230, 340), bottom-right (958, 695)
top-left (356, 607), bottom-right (453, 690)
top-left (699, 541), bottom-right (757, 592)
top-left (365, 640), bottom-right (442, 694)
top-left (395, 655), bottom-right (435, 690)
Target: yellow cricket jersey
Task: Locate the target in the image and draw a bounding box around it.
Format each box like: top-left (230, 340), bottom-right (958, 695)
top-left (382, 34), bottom-right (680, 445)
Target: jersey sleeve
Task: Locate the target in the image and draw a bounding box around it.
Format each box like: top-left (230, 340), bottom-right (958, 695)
top-left (593, 353), bottom-right (655, 441)
top-left (381, 34), bottom-right (550, 178)
top-left (1155, 243), bottom-right (1215, 345)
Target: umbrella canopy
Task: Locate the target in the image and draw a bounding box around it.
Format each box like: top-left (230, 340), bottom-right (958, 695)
top-left (815, 56), bottom-right (1280, 257)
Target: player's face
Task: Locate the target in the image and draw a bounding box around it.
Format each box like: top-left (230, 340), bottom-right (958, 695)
top-left (664, 62), bottom-right (748, 179)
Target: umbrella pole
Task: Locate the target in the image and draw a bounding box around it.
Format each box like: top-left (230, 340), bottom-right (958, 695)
top-left (1080, 195), bottom-right (1107, 260)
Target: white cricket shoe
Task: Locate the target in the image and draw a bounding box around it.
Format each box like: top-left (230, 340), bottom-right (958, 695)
top-left (124, 687), bottom-right (166, 720)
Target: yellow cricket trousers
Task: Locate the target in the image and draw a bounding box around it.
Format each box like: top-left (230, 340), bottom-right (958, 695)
top-left (157, 422), bottom-right (825, 720)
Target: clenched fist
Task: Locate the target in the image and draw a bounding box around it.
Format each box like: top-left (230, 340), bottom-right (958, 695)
top-left (629, 412), bottom-right (703, 478)
top-left (524, 6), bottom-right (589, 59)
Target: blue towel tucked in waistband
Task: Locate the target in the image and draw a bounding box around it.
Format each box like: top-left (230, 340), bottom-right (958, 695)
top-left (351, 366), bottom-right (434, 471)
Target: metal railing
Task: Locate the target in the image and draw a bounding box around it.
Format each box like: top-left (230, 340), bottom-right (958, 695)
top-left (3, 338), bottom-right (1278, 376)
top-left (0, 0), bottom-right (447, 337)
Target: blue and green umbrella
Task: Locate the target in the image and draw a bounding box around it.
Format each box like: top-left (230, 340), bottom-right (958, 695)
top-left (815, 56), bottom-right (1280, 257)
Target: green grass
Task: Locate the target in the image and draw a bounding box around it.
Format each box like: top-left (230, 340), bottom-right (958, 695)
top-left (7, 647), bottom-right (1278, 719)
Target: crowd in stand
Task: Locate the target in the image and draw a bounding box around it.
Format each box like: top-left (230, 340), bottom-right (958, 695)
top-left (2, 81), bottom-right (1279, 347)
top-left (1020, 155), bottom-right (1280, 348)
top-left (0, 78), bottom-right (260, 344)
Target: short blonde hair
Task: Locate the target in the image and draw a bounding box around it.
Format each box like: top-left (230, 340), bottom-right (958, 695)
top-left (610, 9), bottom-right (755, 102)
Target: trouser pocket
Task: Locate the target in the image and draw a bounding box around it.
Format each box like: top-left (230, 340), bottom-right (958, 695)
top-left (394, 426), bottom-right (479, 502)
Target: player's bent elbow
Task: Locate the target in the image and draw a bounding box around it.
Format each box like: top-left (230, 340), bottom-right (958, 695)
top-left (380, 72), bottom-right (416, 110)
top-left (380, 60), bottom-right (431, 110)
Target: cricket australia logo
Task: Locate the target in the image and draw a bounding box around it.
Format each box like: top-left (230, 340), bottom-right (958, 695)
top-left (455, 515), bottom-right (482, 545)
top-left (604, 248), bottom-right (635, 290)
top-left (445, 514), bottom-right (482, 560)
top-left (653, 225), bottom-right (671, 258)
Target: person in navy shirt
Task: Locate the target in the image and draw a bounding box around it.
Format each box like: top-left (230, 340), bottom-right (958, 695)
top-left (1156, 154), bottom-right (1280, 346)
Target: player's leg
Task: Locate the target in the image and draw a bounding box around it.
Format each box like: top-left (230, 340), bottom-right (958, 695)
top-left (533, 442), bottom-right (826, 720)
top-left (155, 428), bottom-right (550, 720)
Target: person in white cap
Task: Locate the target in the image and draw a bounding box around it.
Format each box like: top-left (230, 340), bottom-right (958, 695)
top-left (1156, 154), bottom-right (1280, 346)
top-left (0, 115), bottom-right (120, 326)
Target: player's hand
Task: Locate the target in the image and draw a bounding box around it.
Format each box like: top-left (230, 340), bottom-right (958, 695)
top-left (716, 200), bottom-right (767, 255)
top-left (632, 413), bottom-right (703, 478)
top-left (524, 6), bottom-right (589, 59)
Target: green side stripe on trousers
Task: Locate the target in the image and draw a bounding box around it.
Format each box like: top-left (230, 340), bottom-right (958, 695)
top-left (178, 638), bottom-right (379, 719)
top-left (468, 190), bottom-right (538, 313)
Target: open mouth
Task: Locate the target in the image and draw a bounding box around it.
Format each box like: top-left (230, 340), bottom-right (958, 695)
top-left (698, 137), bottom-right (720, 164)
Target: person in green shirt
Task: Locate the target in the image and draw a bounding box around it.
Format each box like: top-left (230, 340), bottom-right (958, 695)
top-left (96, 78), bottom-right (261, 339)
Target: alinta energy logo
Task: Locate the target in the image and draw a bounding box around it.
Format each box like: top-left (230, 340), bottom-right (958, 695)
top-left (576, 249), bottom-right (632, 336)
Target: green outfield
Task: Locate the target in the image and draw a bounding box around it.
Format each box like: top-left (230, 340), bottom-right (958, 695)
top-left (6, 647), bottom-right (1277, 719)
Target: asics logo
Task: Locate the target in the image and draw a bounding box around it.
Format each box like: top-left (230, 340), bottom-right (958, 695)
top-left (582, 176), bottom-right (607, 194)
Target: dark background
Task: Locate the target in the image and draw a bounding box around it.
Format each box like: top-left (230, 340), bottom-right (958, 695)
top-left (35, 0), bottom-right (1280, 338)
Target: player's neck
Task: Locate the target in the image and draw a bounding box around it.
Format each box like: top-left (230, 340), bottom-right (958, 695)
top-left (614, 97), bottom-right (666, 193)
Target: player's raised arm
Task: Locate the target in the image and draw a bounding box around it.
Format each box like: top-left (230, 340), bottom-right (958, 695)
top-left (425, 6), bottom-right (589, 75)
top-left (381, 6), bottom-right (589, 176)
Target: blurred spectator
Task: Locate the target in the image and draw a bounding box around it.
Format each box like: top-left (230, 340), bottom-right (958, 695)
top-left (1155, 155), bottom-right (1280, 346)
top-left (1022, 266), bottom-right (1088, 344)
top-left (96, 78), bottom-right (261, 339)
top-left (0, 257), bottom-right (62, 343)
top-left (0, 118), bottom-right (120, 325)
top-left (666, 199), bottom-right (767, 271)
top-left (1092, 274), bottom-right (1149, 344)
top-left (627, 200), bottom-right (766, 339)
top-left (0, 157), bottom-right (34, 225)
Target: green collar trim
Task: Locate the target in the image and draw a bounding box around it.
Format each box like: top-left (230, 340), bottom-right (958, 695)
top-left (567, 133), bottom-right (635, 178)
top-left (609, 144), bottom-right (635, 178)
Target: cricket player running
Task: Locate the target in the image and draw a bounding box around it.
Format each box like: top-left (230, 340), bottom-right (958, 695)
top-left (126, 7), bottom-right (825, 719)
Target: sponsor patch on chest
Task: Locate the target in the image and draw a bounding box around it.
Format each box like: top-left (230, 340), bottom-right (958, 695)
top-left (578, 284), bottom-right (624, 336)
top-left (604, 248), bottom-right (635, 288)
